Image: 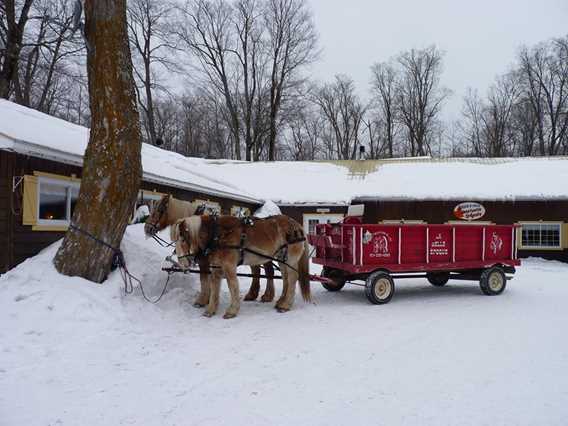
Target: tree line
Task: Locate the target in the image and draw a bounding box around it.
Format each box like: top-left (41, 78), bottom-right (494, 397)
top-left (2, 0), bottom-right (567, 160)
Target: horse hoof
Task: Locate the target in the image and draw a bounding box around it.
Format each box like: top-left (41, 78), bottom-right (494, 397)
top-left (223, 312), bottom-right (237, 319)
top-left (260, 295), bottom-right (274, 303)
top-left (203, 311), bottom-right (215, 318)
top-left (276, 307), bottom-right (290, 313)
top-left (193, 302), bottom-right (205, 308)
top-left (243, 295), bottom-right (257, 302)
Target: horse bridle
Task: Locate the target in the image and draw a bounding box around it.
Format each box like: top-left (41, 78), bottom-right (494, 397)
top-left (146, 198), bottom-right (169, 235)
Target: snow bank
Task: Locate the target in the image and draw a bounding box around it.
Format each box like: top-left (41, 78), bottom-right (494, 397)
top-left (2, 224), bottom-right (568, 425)
top-left (253, 200), bottom-right (282, 218)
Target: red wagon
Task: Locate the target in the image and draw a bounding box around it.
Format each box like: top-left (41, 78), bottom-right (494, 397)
top-left (308, 218), bottom-right (521, 304)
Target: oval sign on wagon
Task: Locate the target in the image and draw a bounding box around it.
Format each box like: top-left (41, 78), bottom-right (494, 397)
top-left (453, 202), bottom-right (486, 221)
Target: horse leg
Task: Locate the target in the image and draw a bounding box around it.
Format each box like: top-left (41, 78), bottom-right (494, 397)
top-left (204, 269), bottom-right (222, 317)
top-left (223, 267), bottom-right (241, 319)
top-left (260, 262), bottom-right (275, 303)
top-left (275, 262), bottom-right (289, 311)
top-left (194, 259), bottom-right (210, 308)
top-left (277, 265), bottom-right (298, 313)
top-left (243, 265), bottom-right (260, 301)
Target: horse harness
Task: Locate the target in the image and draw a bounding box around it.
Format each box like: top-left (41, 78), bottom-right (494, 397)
top-left (192, 216), bottom-right (306, 268)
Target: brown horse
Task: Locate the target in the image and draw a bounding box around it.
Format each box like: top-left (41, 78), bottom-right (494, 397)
top-left (144, 194), bottom-right (275, 306)
top-left (171, 214), bottom-right (311, 318)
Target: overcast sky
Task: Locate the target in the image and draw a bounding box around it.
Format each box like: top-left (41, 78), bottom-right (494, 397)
top-left (307, 0), bottom-right (568, 121)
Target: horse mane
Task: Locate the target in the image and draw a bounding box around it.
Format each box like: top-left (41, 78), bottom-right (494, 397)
top-left (184, 216), bottom-right (202, 253)
top-left (167, 196), bottom-right (196, 224)
top-left (170, 219), bottom-right (181, 242)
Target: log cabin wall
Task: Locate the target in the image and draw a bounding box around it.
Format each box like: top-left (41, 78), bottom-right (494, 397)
top-left (0, 151), bottom-right (15, 273)
top-left (0, 151), bottom-right (260, 274)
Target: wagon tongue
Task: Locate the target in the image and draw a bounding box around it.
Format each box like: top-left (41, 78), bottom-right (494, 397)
top-left (310, 274), bottom-right (334, 284)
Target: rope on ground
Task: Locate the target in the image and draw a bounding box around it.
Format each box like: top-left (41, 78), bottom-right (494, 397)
top-left (69, 223), bottom-right (171, 304)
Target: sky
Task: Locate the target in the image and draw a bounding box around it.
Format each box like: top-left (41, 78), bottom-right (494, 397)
top-left (307, 0), bottom-right (568, 121)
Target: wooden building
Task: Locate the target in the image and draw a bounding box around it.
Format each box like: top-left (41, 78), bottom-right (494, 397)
top-left (0, 101), bottom-right (261, 274)
top-left (2, 100), bottom-right (567, 273)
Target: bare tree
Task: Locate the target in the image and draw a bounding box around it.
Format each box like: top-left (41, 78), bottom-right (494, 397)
top-left (54, 0), bottom-right (142, 283)
top-left (459, 73), bottom-right (520, 157)
top-left (519, 36), bottom-right (568, 155)
top-left (176, 0), bottom-right (242, 158)
top-left (0, 0), bottom-right (35, 98)
top-left (12, 0), bottom-right (84, 112)
top-left (369, 61), bottom-right (398, 157)
top-left (396, 46), bottom-right (450, 156)
top-left (362, 117), bottom-right (390, 159)
top-left (511, 96), bottom-right (539, 156)
top-left (127, 0), bottom-right (177, 145)
top-left (264, 0), bottom-right (318, 160)
top-left (233, 0), bottom-right (269, 160)
top-left (313, 75), bottom-right (366, 160)
top-left (284, 98), bottom-right (323, 160)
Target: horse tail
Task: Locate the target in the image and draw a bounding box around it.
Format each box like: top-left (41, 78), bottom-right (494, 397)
top-left (298, 241), bottom-right (311, 303)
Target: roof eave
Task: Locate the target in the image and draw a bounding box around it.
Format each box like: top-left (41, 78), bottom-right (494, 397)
top-left (1, 139), bottom-right (263, 205)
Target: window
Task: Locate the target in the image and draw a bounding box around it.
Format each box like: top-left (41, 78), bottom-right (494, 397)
top-left (521, 223), bottom-right (562, 249)
top-left (303, 214), bottom-right (343, 235)
top-left (192, 199), bottom-right (221, 215)
top-left (37, 176), bottom-right (80, 227)
top-left (231, 206), bottom-right (251, 218)
top-left (136, 190), bottom-right (164, 211)
top-left (22, 173), bottom-right (81, 229)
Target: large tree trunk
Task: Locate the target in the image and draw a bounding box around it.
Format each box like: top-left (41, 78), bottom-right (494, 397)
top-left (53, 0), bottom-right (142, 283)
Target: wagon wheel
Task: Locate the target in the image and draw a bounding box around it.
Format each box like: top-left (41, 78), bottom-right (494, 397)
top-left (479, 266), bottom-right (507, 296)
top-left (427, 272), bottom-right (450, 287)
top-left (365, 271), bottom-right (395, 305)
top-left (321, 267), bottom-right (346, 292)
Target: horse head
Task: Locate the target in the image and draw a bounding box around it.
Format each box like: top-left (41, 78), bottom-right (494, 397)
top-left (144, 194), bottom-right (171, 237)
top-left (171, 216), bottom-right (203, 268)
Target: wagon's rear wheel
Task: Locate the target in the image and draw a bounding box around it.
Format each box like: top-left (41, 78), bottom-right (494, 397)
top-left (365, 271), bottom-right (395, 304)
top-left (427, 272), bottom-right (450, 287)
top-left (480, 266), bottom-right (506, 295)
top-left (321, 267), bottom-right (346, 292)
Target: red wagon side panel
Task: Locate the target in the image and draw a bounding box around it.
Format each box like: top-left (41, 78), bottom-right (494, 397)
top-left (454, 226), bottom-right (483, 262)
top-left (309, 222), bottom-right (521, 275)
top-left (400, 226), bottom-right (427, 265)
top-left (428, 226), bottom-right (452, 263)
top-left (361, 225), bottom-right (399, 266)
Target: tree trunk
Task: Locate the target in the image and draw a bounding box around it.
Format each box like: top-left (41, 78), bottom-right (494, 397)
top-left (53, 0), bottom-right (142, 283)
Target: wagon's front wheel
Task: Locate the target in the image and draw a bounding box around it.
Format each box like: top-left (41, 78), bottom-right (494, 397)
top-left (480, 267), bottom-right (506, 295)
top-left (321, 267), bottom-right (346, 292)
top-left (365, 271), bottom-right (395, 304)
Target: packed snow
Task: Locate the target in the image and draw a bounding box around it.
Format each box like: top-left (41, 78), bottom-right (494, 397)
top-left (1, 224), bottom-right (568, 425)
top-left (2, 99), bottom-right (568, 206)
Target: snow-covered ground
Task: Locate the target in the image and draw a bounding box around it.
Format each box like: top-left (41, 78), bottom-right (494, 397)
top-left (1, 224), bottom-right (568, 425)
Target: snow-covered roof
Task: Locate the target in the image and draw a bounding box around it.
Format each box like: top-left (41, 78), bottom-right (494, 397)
top-left (173, 156), bottom-right (568, 204)
top-left (2, 99), bottom-right (568, 205)
top-left (0, 99), bottom-right (261, 204)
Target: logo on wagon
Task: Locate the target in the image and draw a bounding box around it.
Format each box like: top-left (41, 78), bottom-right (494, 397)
top-left (490, 232), bottom-right (503, 255)
top-left (364, 230), bottom-right (393, 258)
top-left (453, 202), bottom-right (486, 221)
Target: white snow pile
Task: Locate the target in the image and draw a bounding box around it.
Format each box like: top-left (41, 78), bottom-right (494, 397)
top-left (253, 199), bottom-right (282, 218)
top-left (2, 224), bottom-right (568, 425)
